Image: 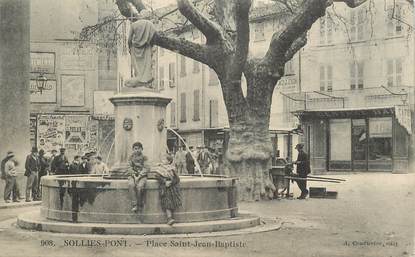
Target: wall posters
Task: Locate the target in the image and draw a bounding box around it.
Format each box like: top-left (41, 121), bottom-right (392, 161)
top-left (37, 115), bottom-right (65, 153)
top-left (36, 114), bottom-right (98, 159)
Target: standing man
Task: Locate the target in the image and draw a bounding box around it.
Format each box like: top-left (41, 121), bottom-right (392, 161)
top-left (174, 146), bottom-right (187, 175)
top-left (294, 143), bottom-right (311, 199)
top-left (69, 155), bottom-right (81, 174)
top-left (91, 156), bottom-right (109, 175)
top-left (48, 149), bottom-right (58, 175)
top-left (197, 146), bottom-right (212, 175)
top-left (36, 149), bottom-right (48, 200)
top-left (25, 147), bottom-right (40, 202)
top-left (51, 148), bottom-right (69, 175)
top-left (3, 151), bottom-right (20, 203)
top-left (79, 155), bottom-right (90, 174)
top-left (185, 146), bottom-right (195, 175)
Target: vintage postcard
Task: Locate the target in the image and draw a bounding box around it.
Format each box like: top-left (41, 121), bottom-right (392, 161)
top-left (0, 0), bottom-right (414, 256)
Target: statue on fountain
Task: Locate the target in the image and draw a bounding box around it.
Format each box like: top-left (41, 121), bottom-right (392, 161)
top-left (125, 10), bottom-right (156, 89)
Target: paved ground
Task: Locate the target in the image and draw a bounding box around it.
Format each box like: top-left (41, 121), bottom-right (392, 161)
top-left (0, 173), bottom-right (414, 257)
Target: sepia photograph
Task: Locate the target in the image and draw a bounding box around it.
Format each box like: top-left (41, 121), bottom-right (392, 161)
top-left (0, 0), bottom-right (414, 256)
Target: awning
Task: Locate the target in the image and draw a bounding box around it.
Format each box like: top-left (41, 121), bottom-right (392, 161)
top-left (293, 106), bottom-right (412, 135)
top-left (293, 106), bottom-right (395, 120)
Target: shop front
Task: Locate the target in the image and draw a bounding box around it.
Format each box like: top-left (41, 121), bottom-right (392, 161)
top-left (295, 106), bottom-right (412, 173)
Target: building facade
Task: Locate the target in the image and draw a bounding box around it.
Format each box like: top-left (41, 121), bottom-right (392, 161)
top-left (30, 0), bottom-right (126, 163)
top-left (285, 0), bottom-right (415, 173)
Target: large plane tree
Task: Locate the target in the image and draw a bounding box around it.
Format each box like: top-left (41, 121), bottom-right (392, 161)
top-left (113, 0), bottom-right (367, 201)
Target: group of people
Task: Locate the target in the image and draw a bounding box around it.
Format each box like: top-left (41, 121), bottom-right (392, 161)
top-left (173, 145), bottom-right (219, 175)
top-left (1, 146), bottom-right (110, 203)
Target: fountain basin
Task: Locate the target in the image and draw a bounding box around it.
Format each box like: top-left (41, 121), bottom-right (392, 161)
top-left (41, 175), bottom-right (238, 224)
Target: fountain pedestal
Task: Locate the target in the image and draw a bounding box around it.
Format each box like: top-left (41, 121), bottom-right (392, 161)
top-left (108, 89), bottom-right (171, 178)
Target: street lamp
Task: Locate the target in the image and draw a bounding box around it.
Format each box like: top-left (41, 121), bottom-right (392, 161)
top-left (36, 73), bottom-right (48, 94)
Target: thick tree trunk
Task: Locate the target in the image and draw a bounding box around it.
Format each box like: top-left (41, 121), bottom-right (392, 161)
top-left (225, 119), bottom-right (275, 201)
top-left (222, 76), bottom-right (276, 201)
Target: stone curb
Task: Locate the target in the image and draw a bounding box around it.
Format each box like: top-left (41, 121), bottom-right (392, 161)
top-left (0, 201), bottom-right (41, 210)
top-left (17, 211), bottom-right (261, 235)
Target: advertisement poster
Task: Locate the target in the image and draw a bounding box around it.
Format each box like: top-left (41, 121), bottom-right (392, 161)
top-left (37, 114), bottom-right (65, 153)
top-left (64, 115), bottom-right (89, 159)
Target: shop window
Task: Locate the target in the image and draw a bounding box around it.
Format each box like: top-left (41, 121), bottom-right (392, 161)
top-left (180, 93), bottom-right (186, 122)
top-left (169, 62), bottom-right (175, 87)
top-left (368, 117), bottom-right (392, 161)
top-left (320, 65), bottom-right (333, 91)
top-left (386, 59), bottom-right (402, 87)
top-left (193, 90), bottom-right (200, 121)
top-left (319, 15), bottom-right (333, 45)
top-left (386, 4), bottom-right (403, 37)
top-left (159, 66), bottom-right (165, 90)
top-left (330, 119), bottom-right (351, 161)
top-left (350, 62), bottom-right (364, 90)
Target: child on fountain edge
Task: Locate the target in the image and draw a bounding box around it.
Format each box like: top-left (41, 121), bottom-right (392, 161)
top-left (152, 153), bottom-right (182, 225)
top-left (127, 141), bottom-right (149, 213)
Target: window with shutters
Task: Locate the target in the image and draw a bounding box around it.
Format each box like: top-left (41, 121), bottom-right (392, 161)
top-left (193, 90), bottom-right (200, 121)
top-left (386, 4), bottom-right (403, 37)
top-left (180, 93), bottom-right (186, 122)
top-left (209, 99), bottom-right (218, 128)
top-left (193, 60), bottom-right (200, 73)
top-left (180, 55), bottom-right (186, 77)
top-left (170, 101), bottom-right (176, 127)
top-left (350, 8), bottom-right (366, 41)
top-left (168, 62), bottom-right (175, 87)
top-left (320, 65), bottom-right (333, 92)
top-left (386, 59), bottom-right (402, 87)
top-left (319, 15), bottom-right (333, 45)
top-left (350, 62), bottom-right (364, 90)
top-left (159, 66), bottom-right (165, 90)
top-left (254, 22), bottom-right (265, 41)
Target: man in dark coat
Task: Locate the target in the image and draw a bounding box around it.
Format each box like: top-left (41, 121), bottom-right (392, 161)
top-left (51, 148), bottom-right (69, 175)
top-left (36, 149), bottom-right (49, 200)
top-left (69, 155), bottom-right (81, 174)
top-left (79, 155), bottom-right (90, 174)
top-left (294, 143), bottom-right (311, 199)
top-left (25, 147), bottom-right (40, 202)
top-left (185, 146), bottom-right (195, 175)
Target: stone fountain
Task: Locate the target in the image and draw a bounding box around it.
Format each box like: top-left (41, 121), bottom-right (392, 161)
top-left (17, 87), bottom-right (260, 235)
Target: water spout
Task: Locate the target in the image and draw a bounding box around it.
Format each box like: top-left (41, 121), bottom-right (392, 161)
top-left (166, 127), bottom-right (203, 177)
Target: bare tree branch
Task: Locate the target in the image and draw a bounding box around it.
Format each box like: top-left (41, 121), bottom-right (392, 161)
top-left (284, 32), bottom-right (307, 62)
top-left (234, 0), bottom-right (252, 70)
top-left (333, 0), bottom-right (368, 8)
top-left (152, 31), bottom-right (212, 65)
top-left (177, 0), bottom-right (224, 43)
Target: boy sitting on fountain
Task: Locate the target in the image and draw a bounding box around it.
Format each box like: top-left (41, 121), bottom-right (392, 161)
top-left (152, 153), bottom-right (182, 225)
top-left (127, 141), bottom-right (149, 213)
